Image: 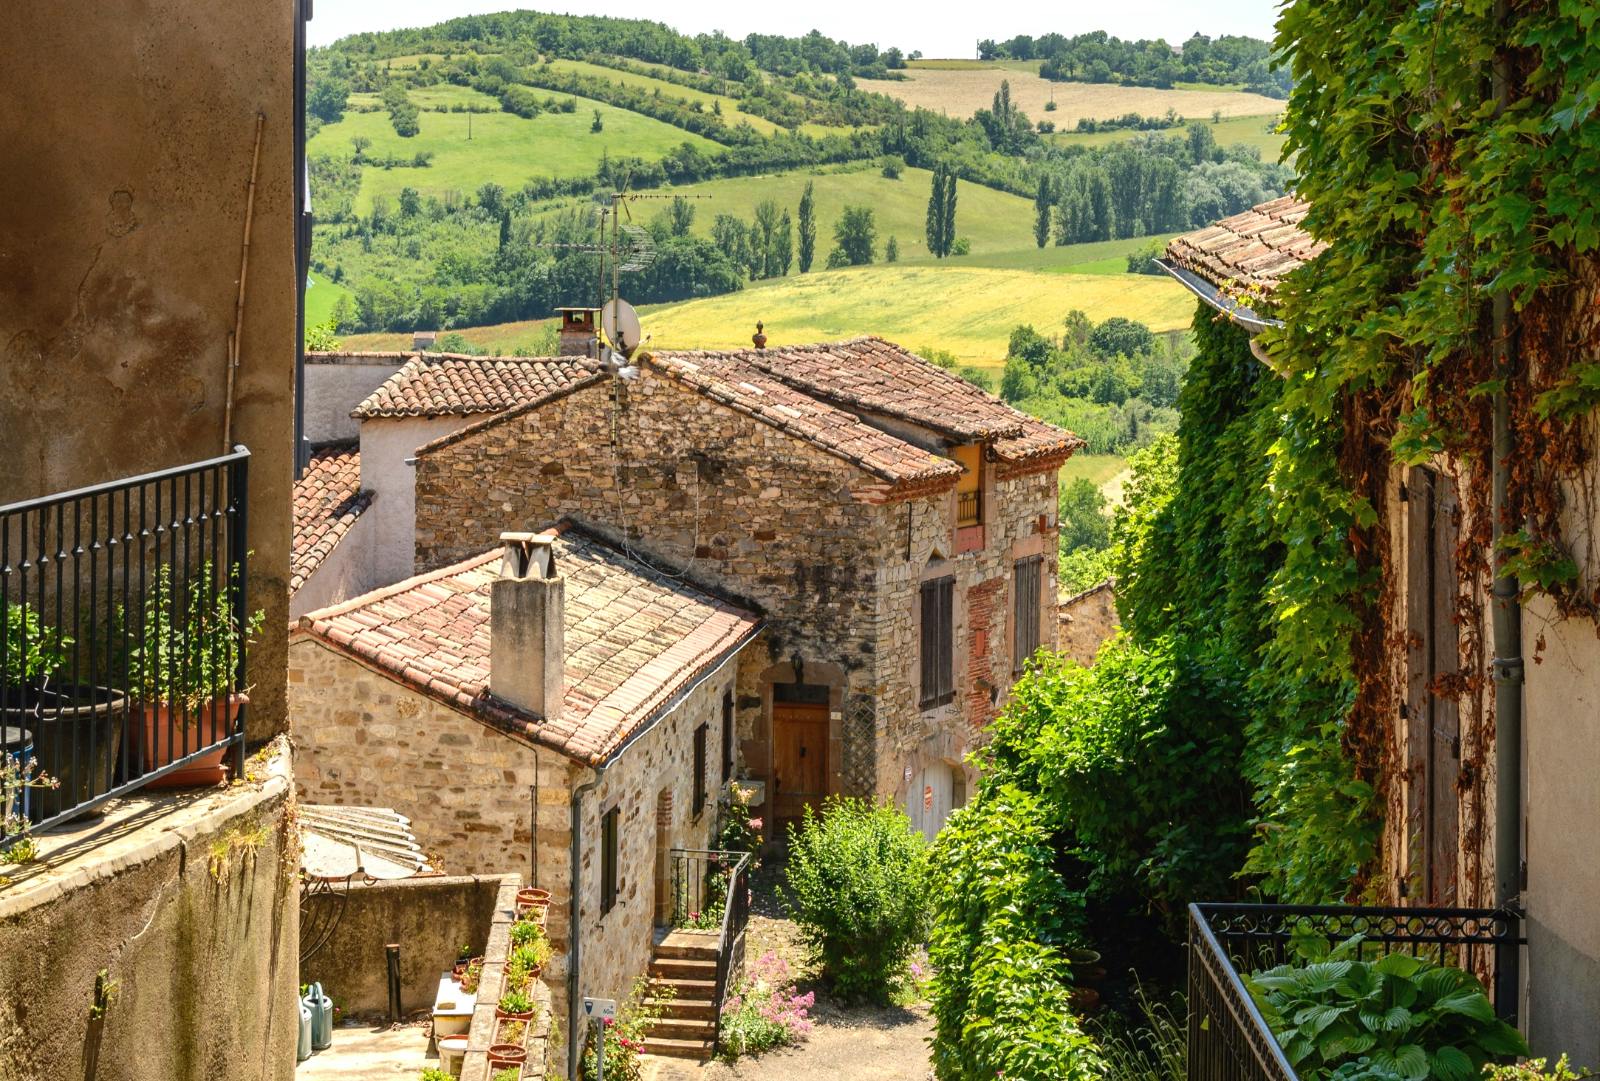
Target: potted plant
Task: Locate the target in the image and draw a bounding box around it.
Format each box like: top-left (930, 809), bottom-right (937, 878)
top-left (494, 1018), bottom-right (527, 1046)
top-left (487, 1043), bottom-right (528, 1068)
top-left (515, 886), bottom-right (550, 914)
top-left (127, 562), bottom-right (262, 787)
top-left (507, 939), bottom-right (549, 984)
top-left (491, 1068), bottom-right (523, 1081)
top-left (2, 602), bottom-right (123, 817)
top-left (457, 960), bottom-right (482, 995)
top-left (496, 988), bottom-right (536, 1022)
top-left (508, 916), bottom-right (545, 949)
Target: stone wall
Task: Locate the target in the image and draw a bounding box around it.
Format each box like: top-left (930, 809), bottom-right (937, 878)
top-left (569, 662), bottom-right (733, 1046)
top-left (0, 741), bottom-right (298, 1081)
top-left (288, 638), bottom-right (576, 957)
top-left (300, 874), bottom-right (508, 1017)
top-left (412, 370), bottom-right (1064, 836)
top-left (872, 469), bottom-right (1060, 815)
top-left (1057, 579), bottom-right (1119, 665)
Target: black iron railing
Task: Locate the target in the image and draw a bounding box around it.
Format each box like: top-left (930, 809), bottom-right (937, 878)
top-left (1188, 903), bottom-right (1523, 1081)
top-left (670, 848), bottom-right (752, 1056)
top-left (0, 448), bottom-right (251, 843)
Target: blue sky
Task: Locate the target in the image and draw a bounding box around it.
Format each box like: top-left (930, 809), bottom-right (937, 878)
top-left (307, 0), bottom-right (1283, 53)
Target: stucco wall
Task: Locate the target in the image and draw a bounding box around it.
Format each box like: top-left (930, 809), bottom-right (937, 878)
top-left (301, 874), bottom-right (507, 1017)
top-left (359, 415), bottom-right (469, 587)
top-left (0, 742), bottom-right (298, 1081)
top-left (1, 0), bottom-right (299, 738)
top-left (303, 354), bottom-right (411, 444)
top-left (289, 506), bottom-right (378, 619)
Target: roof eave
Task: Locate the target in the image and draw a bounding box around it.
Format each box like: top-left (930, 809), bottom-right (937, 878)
top-left (1157, 260), bottom-right (1284, 334)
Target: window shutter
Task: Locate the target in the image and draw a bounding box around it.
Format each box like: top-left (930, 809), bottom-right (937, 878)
top-left (693, 723), bottom-right (708, 816)
top-left (721, 691), bottom-right (734, 784)
top-left (921, 577), bottom-right (955, 707)
top-left (1014, 557), bottom-right (1042, 674)
top-left (601, 806), bottom-right (620, 914)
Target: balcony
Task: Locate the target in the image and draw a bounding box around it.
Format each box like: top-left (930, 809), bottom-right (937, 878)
top-left (955, 489), bottom-right (985, 553)
top-left (1, 448), bottom-right (252, 842)
top-left (1188, 903), bottom-right (1521, 1081)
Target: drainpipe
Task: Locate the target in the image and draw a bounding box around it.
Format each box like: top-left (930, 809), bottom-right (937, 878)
top-left (1489, 0), bottom-right (1524, 1020)
top-left (568, 764), bottom-right (607, 1081)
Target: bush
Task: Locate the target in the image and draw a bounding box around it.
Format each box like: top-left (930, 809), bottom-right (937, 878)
top-left (784, 798), bottom-right (928, 1003)
top-left (718, 951), bottom-right (814, 1060)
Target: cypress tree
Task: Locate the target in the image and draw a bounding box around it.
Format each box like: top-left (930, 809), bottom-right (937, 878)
top-left (1033, 176), bottom-right (1052, 249)
top-left (941, 167), bottom-right (958, 255)
top-left (926, 166), bottom-right (947, 258)
top-left (797, 181), bottom-right (816, 273)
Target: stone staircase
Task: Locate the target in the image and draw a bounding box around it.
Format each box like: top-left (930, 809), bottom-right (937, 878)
top-left (640, 931), bottom-right (722, 1060)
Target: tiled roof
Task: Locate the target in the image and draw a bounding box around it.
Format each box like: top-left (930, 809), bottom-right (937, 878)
top-left (652, 338), bottom-right (1081, 468)
top-left (292, 445), bottom-right (370, 593)
top-left (293, 523), bottom-right (762, 765)
top-left (352, 353), bottom-right (600, 419)
top-left (644, 352), bottom-right (962, 488)
top-left (1164, 195), bottom-right (1327, 297)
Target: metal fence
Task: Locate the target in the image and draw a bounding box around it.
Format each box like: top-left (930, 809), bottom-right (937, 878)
top-left (0, 448), bottom-right (251, 841)
top-left (669, 847), bottom-right (752, 1056)
top-left (957, 489), bottom-right (982, 527)
top-left (1187, 903), bottom-right (1523, 1081)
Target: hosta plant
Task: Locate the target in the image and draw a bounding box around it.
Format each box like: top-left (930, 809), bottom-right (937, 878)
top-left (1246, 939), bottom-right (1529, 1081)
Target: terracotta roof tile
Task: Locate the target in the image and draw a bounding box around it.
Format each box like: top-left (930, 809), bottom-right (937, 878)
top-left (294, 523), bottom-right (761, 766)
top-left (1164, 195), bottom-right (1327, 297)
top-left (292, 445), bottom-right (370, 593)
top-left (352, 353), bottom-right (600, 419)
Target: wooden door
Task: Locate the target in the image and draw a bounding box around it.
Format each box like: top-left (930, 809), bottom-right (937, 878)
top-left (909, 764), bottom-right (955, 843)
top-left (1405, 466), bottom-right (1461, 904)
top-left (773, 703), bottom-right (828, 824)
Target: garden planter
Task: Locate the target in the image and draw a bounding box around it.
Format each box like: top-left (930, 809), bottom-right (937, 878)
top-left (452, 955), bottom-right (482, 979)
top-left (495, 1004), bottom-right (537, 1022)
top-left (494, 1018), bottom-right (528, 1046)
top-left (487, 1043), bottom-right (528, 1066)
top-left (137, 693), bottom-right (246, 788)
top-left (515, 887), bottom-right (550, 913)
top-left (5, 685), bottom-right (127, 820)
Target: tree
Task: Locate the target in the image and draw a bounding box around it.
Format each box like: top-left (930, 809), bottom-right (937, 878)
top-left (1033, 176), bottom-right (1053, 249)
top-left (754, 200), bottom-right (783, 279)
top-left (711, 214), bottom-right (751, 275)
top-left (476, 182), bottom-right (505, 215)
top-left (941, 166), bottom-right (958, 256)
top-left (828, 205), bottom-right (877, 267)
top-left (1059, 477), bottom-right (1111, 552)
top-left (1187, 120), bottom-right (1219, 164)
top-left (590, 109), bottom-right (604, 133)
top-left (498, 210), bottom-right (512, 252)
top-left (885, 236), bottom-right (899, 263)
top-left (774, 209), bottom-right (794, 276)
top-left (350, 135), bottom-right (372, 162)
top-left (926, 164), bottom-right (958, 258)
top-left (398, 186), bottom-right (421, 217)
top-left (307, 77), bottom-right (350, 124)
top-left (1090, 316), bottom-right (1156, 357)
top-left (797, 181), bottom-right (816, 273)
top-left (668, 197), bottom-right (695, 237)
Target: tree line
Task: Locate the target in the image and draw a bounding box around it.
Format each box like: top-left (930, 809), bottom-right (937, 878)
top-left (978, 30), bottom-right (1291, 97)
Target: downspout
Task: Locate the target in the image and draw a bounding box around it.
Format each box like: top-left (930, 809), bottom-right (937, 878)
top-left (1489, 0), bottom-right (1524, 1019)
top-left (568, 763), bottom-right (607, 1081)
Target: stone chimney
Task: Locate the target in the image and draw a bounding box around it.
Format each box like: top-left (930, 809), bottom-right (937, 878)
top-left (490, 532), bottom-right (564, 720)
top-left (557, 308), bottom-right (599, 357)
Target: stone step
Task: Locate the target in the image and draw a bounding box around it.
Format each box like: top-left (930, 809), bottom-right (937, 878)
top-left (649, 957), bottom-right (718, 980)
top-left (648, 1018), bottom-right (717, 1041)
top-left (644, 996), bottom-right (716, 1021)
top-left (642, 1036), bottom-right (714, 1060)
top-left (653, 940), bottom-right (721, 962)
top-left (649, 976), bottom-right (716, 998)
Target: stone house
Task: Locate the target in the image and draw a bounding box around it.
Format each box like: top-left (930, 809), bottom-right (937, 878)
top-left (289, 522), bottom-right (760, 1053)
top-left (1163, 197), bottom-right (1600, 1060)
top-left (393, 336), bottom-right (1080, 839)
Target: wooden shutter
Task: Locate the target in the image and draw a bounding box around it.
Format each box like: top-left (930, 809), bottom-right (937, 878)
top-left (601, 806), bottom-right (620, 914)
top-left (721, 691), bottom-right (735, 784)
top-left (920, 577), bottom-right (955, 708)
top-left (1014, 557), bottom-right (1043, 675)
top-left (693, 723), bottom-right (708, 816)
top-left (1404, 466), bottom-right (1460, 904)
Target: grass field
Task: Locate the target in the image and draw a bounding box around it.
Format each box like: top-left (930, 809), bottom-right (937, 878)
top-left (544, 59), bottom-right (791, 137)
top-left (304, 275), bottom-right (355, 328)
top-left (906, 58), bottom-right (1044, 73)
top-left (1049, 112), bottom-right (1284, 160)
top-left (858, 67), bottom-right (1283, 126)
top-left (309, 84), bottom-right (719, 211)
top-left (1060, 453), bottom-right (1130, 489)
top-left (341, 264), bottom-right (1192, 360)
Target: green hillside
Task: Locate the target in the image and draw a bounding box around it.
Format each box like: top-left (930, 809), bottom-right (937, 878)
top-left (308, 84), bottom-right (719, 211)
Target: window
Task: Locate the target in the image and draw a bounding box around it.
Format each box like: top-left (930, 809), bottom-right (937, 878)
top-left (600, 805), bottom-right (620, 914)
top-left (919, 576), bottom-right (955, 708)
top-left (693, 723), bottom-right (708, 817)
top-left (953, 445), bottom-right (984, 526)
top-left (720, 691), bottom-right (735, 785)
top-left (1013, 556), bottom-right (1043, 675)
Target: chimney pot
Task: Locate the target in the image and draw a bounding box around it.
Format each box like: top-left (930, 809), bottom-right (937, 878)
top-left (490, 532), bottom-right (564, 720)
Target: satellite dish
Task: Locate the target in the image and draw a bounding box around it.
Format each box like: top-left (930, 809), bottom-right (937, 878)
top-left (601, 299), bottom-right (643, 358)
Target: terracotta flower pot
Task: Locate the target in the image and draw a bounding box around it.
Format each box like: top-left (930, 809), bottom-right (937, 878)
top-left (138, 693), bottom-right (246, 788)
top-left (488, 1043), bottom-right (528, 1066)
top-left (496, 1004), bottom-right (536, 1022)
top-left (516, 887), bottom-right (550, 907)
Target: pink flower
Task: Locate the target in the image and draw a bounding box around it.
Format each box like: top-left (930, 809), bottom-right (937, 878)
top-left (603, 1016), bottom-right (615, 1027)
top-left (748, 817), bottom-right (763, 829)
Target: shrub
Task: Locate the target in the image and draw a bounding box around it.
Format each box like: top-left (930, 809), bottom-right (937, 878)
top-left (718, 950), bottom-right (814, 1060)
top-left (716, 782), bottom-right (763, 858)
top-left (508, 917), bottom-right (544, 947)
top-left (784, 797), bottom-right (928, 1003)
top-left (1247, 940), bottom-right (1530, 1081)
top-left (2, 603), bottom-right (70, 685)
